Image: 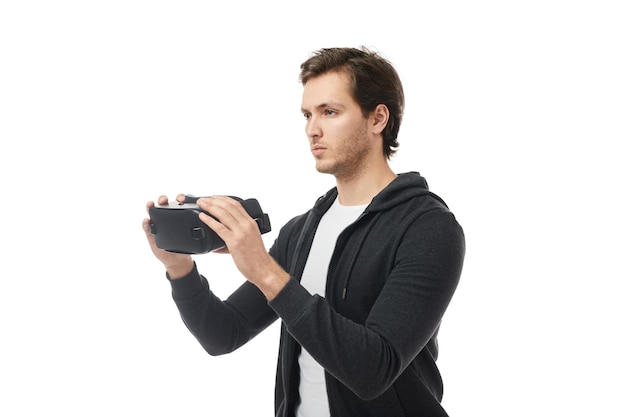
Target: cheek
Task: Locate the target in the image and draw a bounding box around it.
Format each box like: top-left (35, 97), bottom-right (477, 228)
top-left (327, 119), bottom-right (355, 141)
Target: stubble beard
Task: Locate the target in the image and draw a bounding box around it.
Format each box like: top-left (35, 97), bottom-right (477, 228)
top-left (315, 122), bottom-right (371, 182)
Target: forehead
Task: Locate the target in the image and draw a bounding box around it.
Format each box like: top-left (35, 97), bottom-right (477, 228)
top-left (301, 71), bottom-right (356, 110)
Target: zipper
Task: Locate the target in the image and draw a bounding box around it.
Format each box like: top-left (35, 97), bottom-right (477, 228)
top-left (325, 210), bottom-right (369, 301)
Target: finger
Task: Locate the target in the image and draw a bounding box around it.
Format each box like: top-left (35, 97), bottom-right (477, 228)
top-left (158, 195), bottom-right (169, 205)
top-left (142, 216), bottom-right (168, 256)
top-left (142, 217), bottom-right (155, 242)
top-left (198, 211), bottom-right (230, 238)
top-left (176, 194), bottom-right (186, 203)
top-left (199, 196), bottom-right (248, 224)
top-left (218, 197), bottom-right (260, 229)
top-left (198, 199), bottom-right (239, 231)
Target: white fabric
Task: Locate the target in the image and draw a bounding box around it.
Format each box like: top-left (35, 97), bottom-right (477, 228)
top-left (296, 198), bottom-right (367, 417)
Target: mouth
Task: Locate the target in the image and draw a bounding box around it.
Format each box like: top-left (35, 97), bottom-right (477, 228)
top-left (311, 145), bottom-right (326, 157)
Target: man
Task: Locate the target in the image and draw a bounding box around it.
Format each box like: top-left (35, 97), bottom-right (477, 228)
top-left (143, 46), bottom-right (465, 417)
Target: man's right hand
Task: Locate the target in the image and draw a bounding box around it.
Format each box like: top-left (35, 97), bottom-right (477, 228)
top-left (142, 194), bottom-right (194, 279)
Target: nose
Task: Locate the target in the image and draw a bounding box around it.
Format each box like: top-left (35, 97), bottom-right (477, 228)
top-left (305, 116), bottom-right (322, 140)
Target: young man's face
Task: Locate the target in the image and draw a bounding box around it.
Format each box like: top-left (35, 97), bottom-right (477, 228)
top-left (301, 71), bottom-right (375, 180)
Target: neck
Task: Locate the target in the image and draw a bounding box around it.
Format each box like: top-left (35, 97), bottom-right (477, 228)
top-left (335, 162), bottom-right (397, 206)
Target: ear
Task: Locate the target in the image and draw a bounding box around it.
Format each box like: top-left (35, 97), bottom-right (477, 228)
top-left (370, 104), bottom-right (389, 135)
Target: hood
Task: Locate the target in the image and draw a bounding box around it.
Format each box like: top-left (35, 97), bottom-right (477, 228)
top-left (312, 172), bottom-right (445, 213)
top-left (369, 171), bottom-right (440, 212)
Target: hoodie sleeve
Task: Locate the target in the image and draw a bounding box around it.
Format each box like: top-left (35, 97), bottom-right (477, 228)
top-left (269, 209), bottom-right (465, 400)
top-left (169, 263), bottom-right (278, 356)
top-left (167, 211), bottom-right (308, 357)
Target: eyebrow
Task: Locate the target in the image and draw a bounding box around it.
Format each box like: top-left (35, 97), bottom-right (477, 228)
top-left (301, 100), bottom-right (345, 113)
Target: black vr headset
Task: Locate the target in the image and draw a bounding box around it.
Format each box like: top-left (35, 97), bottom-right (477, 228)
top-left (148, 195), bottom-right (271, 254)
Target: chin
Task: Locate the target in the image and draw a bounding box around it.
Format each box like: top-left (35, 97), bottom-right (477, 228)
top-left (315, 162), bottom-right (334, 175)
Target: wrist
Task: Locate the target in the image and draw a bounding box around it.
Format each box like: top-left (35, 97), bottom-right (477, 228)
top-left (165, 256), bottom-right (194, 280)
top-left (258, 263), bottom-right (291, 301)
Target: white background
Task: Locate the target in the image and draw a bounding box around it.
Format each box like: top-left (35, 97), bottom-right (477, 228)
top-left (1, 1), bottom-right (625, 415)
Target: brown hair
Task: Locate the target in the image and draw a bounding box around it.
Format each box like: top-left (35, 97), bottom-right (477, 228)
top-left (299, 47), bottom-right (404, 158)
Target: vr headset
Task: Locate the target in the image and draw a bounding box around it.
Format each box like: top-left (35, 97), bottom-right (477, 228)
top-left (149, 195), bottom-right (271, 254)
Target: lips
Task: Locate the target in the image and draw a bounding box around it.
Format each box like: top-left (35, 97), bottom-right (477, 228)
top-left (311, 145), bottom-right (326, 157)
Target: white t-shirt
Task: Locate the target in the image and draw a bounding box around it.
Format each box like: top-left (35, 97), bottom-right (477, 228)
top-left (296, 197), bottom-right (368, 417)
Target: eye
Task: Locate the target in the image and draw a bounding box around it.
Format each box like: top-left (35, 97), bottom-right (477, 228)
top-left (303, 112), bottom-right (311, 120)
top-left (324, 109), bottom-right (336, 116)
